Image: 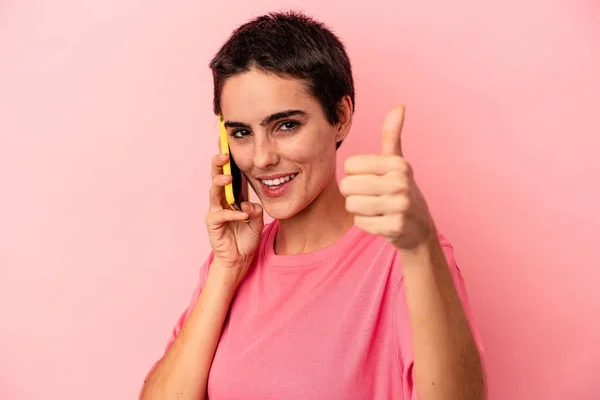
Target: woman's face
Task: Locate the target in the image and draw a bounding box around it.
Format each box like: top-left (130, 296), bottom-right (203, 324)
top-left (220, 69), bottom-right (351, 220)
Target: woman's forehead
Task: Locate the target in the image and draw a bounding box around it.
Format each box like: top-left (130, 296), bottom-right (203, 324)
top-left (220, 70), bottom-right (319, 122)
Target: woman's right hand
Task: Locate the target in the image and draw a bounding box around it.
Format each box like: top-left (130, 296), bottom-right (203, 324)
top-left (205, 153), bottom-right (264, 286)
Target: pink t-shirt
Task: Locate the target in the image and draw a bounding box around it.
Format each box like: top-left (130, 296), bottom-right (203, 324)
top-left (164, 221), bottom-right (484, 399)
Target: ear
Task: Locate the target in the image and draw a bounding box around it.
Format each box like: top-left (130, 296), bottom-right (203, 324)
top-left (334, 95), bottom-right (354, 144)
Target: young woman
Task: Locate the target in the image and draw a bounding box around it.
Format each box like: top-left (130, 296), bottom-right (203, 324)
top-left (141, 11), bottom-right (486, 400)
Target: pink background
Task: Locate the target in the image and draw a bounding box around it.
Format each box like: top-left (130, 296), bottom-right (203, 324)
top-left (1, 1), bottom-right (599, 399)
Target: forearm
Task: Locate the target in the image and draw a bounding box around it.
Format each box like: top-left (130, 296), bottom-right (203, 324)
top-left (401, 236), bottom-right (485, 400)
top-left (140, 262), bottom-right (238, 400)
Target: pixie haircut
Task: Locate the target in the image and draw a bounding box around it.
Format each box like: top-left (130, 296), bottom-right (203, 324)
top-left (209, 10), bottom-right (355, 148)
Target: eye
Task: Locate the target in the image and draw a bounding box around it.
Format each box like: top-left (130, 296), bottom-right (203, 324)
top-left (231, 129), bottom-right (250, 139)
top-left (279, 120), bottom-right (300, 131)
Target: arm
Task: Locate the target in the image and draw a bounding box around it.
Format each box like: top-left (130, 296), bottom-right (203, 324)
top-left (401, 236), bottom-right (486, 400)
top-left (140, 261), bottom-right (238, 400)
top-left (341, 104), bottom-right (485, 398)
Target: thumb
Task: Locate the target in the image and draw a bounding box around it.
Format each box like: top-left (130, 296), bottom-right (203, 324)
top-left (381, 104), bottom-right (406, 156)
top-left (241, 202), bottom-right (264, 233)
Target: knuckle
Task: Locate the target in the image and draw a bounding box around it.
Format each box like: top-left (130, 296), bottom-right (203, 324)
top-left (388, 156), bottom-right (414, 178)
top-left (341, 177), bottom-right (357, 194)
top-left (392, 215), bottom-right (405, 235)
top-left (344, 157), bottom-right (357, 173)
top-left (391, 195), bottom-right (410, 213)
top-left (353, 215), bottom-right (367, 230)
top-left (214, 174), bottom-right (230, 187)
top-left (345, 196), bottom-right (357, 212)
top-left (389, 155), bottom-right (405, 171)
top-left (348, 196), bottom-right (370, 213)
top-left (339, 178), bottom-right (349, 194)
top-left (389, 177), bottom-right (406, 193)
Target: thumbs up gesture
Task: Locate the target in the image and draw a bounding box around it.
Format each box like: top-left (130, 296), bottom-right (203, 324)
top-left (340, 105), bottom-right (436, 250)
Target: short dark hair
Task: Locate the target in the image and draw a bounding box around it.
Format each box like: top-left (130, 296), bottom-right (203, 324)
top-left (209, 10), bottom-right (355, 149)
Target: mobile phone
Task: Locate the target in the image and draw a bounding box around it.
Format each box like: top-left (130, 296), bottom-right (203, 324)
top-left (218, 114), bottom-right (250, 220)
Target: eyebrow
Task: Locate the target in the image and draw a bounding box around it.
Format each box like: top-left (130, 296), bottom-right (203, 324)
top-left (223, 109), bottom-right (307, 129)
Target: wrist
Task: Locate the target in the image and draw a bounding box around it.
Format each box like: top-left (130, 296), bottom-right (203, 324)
top-left (399, 231), bottom-right (445, 269)
top-left (207, 260), bottom-right (247, 291)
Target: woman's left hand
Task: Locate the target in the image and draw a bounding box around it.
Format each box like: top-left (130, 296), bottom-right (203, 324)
top-left (340, 105), bottom-right (436, 250)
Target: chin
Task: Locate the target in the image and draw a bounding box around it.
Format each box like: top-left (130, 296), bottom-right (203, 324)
top-left (261, 201), bottom-right (302, 221)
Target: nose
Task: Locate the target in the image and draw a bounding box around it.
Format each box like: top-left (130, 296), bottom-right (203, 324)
top-left (252, 135), bottom-right (279, 169)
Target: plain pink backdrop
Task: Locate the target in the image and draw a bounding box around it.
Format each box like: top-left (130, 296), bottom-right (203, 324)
top-left (1, 1), bottom-right (599, 399)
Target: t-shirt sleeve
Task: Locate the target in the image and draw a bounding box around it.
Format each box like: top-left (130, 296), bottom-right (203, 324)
top-left (394, 238), bottom-right (485, 399)
top-left (163, 251), bottom-right (214, 354)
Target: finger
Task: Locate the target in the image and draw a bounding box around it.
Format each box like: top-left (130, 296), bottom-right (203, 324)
top-left (209, 174), bottom-right (232, 210)
top-left (240, 201), bottom-right (264, 233)
top-left (381, 104), bottom-right (406, 156)
top-left (353, 214), bottom-right (404, 237)
top-left (240, 201), bottom-right (260, 217)
top-left (205, 208), bottom-right (250, 227)
top-left (212, 153), bottom-right (229, 179)
top-left (344, 154), bottom-right (407, 175)
top-left (340, 173), bottom-right (409, 196)
top-left (345, 194), bottom-right (409, 216)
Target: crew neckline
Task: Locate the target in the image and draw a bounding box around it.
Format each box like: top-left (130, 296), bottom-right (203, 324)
top-left (262, 219), bottom-right (362, 267)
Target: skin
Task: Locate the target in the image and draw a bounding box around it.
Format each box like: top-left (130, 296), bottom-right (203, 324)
top-left (140, 69), bottom-right (486, 399)
top-left (342, 107), bottom-right (486, 399)
top-left (218, 69), bottom-right (355, 255)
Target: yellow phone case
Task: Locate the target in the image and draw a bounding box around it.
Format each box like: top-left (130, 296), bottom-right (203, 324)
top-left (218, 114), bottom-right (250, 221)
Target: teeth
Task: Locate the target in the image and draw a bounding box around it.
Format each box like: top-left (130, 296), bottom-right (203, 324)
top-left (261, 173), bottom-right (296, 186)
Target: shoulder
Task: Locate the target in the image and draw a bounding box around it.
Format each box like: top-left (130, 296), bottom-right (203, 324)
top-left (261, 220), bottom-right (277, 236)
top-left (256, 220), bottom-right (277, 248)
top-left (435, 230), bottom-right (455, 252)
top-left (256, 219), bottom-right (282, 250)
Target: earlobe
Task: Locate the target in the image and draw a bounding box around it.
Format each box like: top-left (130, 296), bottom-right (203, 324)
top-left (336, 125), bottom-right (350, 143)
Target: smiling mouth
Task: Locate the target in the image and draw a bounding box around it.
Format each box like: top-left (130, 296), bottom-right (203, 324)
top-left (259, 173), bottom-right (298, 189)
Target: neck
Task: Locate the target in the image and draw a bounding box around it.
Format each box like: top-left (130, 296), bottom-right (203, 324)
top-left (274, 175), bottom-right (354, 256)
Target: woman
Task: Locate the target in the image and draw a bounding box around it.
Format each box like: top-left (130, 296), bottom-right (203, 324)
top-left (141, 11), bottom-right (485, 400)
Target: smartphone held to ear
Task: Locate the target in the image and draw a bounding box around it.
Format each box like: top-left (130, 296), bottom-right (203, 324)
top-left (218, 114), bottom-right (250, 222)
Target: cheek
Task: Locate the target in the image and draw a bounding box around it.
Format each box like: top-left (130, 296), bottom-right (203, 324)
top-left (299, 137), bottom-right (337, 179)
top-left (230, 144), bottom-right (254, 171)
top-left (296, 129), bottom-right (336, 163)
top-left (292, 146), bottom-right (328, 168)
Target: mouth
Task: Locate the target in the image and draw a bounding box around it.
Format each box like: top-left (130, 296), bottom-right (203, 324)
top-left (257, 173), bottom-right (298, 198)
